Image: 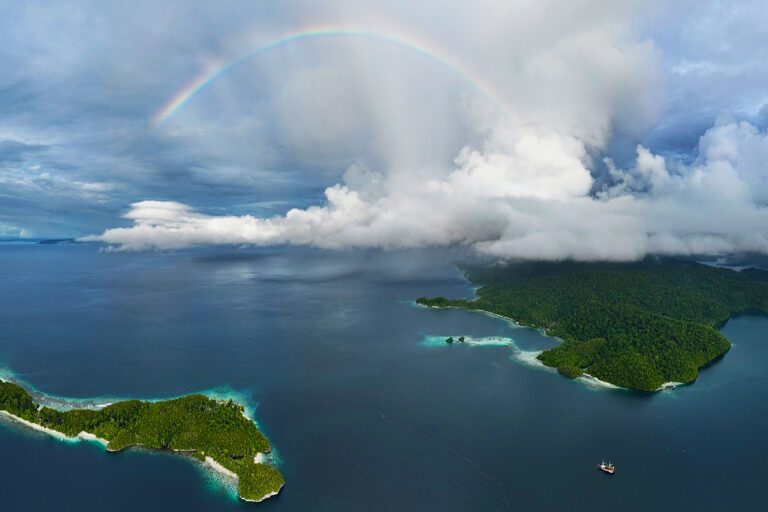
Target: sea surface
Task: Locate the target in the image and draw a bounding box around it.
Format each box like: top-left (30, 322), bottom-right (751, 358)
top-left (0, 243), bottom-right (767, 511)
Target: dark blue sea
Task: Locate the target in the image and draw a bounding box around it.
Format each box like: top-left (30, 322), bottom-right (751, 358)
top-left (1, 243), bottom-right (767, 511)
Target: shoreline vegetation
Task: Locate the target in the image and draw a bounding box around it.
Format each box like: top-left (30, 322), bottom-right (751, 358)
top-left (0, 379), bottom-right (283, 502)
top-left (417, 259), bottom-right (768, 392)
top-left (421, 332), bottom-right (679, 392)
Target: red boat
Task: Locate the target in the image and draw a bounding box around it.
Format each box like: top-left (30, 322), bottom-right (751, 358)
top-left (598, 460), bottom-right (615, 474)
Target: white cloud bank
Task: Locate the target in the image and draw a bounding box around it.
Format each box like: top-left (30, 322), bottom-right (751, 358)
top-left (83, 1), bottom-right (768, 260)
top-left (85, 118), bottom-right (768, 260)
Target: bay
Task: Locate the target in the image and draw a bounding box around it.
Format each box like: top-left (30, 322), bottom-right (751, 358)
top-left (0, 244), bottom-right (766, 510)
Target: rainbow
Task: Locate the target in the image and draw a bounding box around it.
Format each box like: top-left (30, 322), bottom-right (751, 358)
top-left (151, 26), bottom-right (514, 126)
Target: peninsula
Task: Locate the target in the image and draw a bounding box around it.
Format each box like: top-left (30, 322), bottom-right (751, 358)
top-left (417, 259), bottom-right (768, 392)
top-left (0, 379), bottom-right (284, 502)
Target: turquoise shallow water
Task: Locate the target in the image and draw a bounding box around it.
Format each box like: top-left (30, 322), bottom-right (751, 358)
top-left (0, 244), bottom-right (767, 511)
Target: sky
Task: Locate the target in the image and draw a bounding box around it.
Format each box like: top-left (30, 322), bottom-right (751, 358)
top-left (1, 0), bottom-right (767, 260)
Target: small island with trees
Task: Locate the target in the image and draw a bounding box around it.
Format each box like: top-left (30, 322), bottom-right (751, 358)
top-left (0, 379), bottom-right (284, 502)
top-left (417, 259), bottom-right (768, 392)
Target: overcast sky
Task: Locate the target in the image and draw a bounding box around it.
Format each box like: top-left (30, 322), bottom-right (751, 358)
top-left (1, 1), bottom-right (767, 260)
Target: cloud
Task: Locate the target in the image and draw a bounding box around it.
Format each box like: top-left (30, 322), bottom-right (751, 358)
top-left (85, 116), bottom-right (768, 259)
top-left (81, 1), bottom-right (768, 259)
top-left (3, 0), bottom-right (767, 255)
top-left (645, 0), bottom-right (768, 152)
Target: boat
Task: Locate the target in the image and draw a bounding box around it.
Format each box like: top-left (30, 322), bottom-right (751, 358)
top-left (598, 460), bottom-right (615, 474)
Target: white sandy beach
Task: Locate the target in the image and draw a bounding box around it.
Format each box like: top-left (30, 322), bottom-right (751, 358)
top-left (0, 410), bottom-right (69, 439)
top-left (656, 381), bottom-right (685, 391)
top-left (0, 413), bottom-right (282, 503)
top-left (204, 456), bottom-right (238, 480)
top-left (203, 454), bottom-right (284, 502)
top-left (1, 380), bottom-right (282, 503)
top-left (579, 373), bottom-right (621, 390)
top-left (77, 431), bottom-right (109, 446)
top-left (0, 410), bottom-right (110, 445)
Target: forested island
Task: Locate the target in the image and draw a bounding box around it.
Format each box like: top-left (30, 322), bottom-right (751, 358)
top-left (0, 379), bottom-right (284, 502)
top-left (417, 259), bottom-right (768, 391)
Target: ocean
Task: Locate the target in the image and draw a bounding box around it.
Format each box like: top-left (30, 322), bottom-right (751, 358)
top-left (0, 243), bottom-right (766, 511)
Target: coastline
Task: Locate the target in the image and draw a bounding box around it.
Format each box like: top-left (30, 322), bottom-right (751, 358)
top-left (418, 303), bottom-right (678, 393)
top-left (474, 309), bottom-right (554, 338)
top-left (76, 431), bottom-right (109, 446)
top-left (580, 375), bottom-right (686, 392)
top-left (579, 373), bottom-right (621, 390)
top-left (1, 407), bottom-right (283, 503)
top-left (243, 484), bottom-right (284, 503)
top-left (0, 410), bottom-right (69, 440)
top-left (1, 377), bottom-right (283, 503)
top-left (415, 302), bottom-right (559, 340)
top-left (656, 381), bottom-right (685, 391)
top-left (423, 334), bottom-right (689, 393)
top-left (204, 455), bottom-right (285, 503)
top-left (514, 348), bottom-right (549, 370)
top-left (0, 409), bottom-right (110, 445)
top-left (0, 369), bottom-right (124, 412)
top-left (420, 334), bottom-right (551, 373)
top-left (204, 456), bottom-right (238, 479)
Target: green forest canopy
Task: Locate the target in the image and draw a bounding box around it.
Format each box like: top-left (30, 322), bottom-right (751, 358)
top-left (0, 381), bottom-right (283, 502)
top-left (417, 259), bottom-right (768, 391)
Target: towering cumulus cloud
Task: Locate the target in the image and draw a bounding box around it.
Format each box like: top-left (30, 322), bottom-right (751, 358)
top-left (83, 1), bottom-right (768, 259)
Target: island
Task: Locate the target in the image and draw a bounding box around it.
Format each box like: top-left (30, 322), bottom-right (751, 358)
top-left (417, 259), bottom-right (768, 392)
top-left (0, 379), bottom-right (284, 502)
